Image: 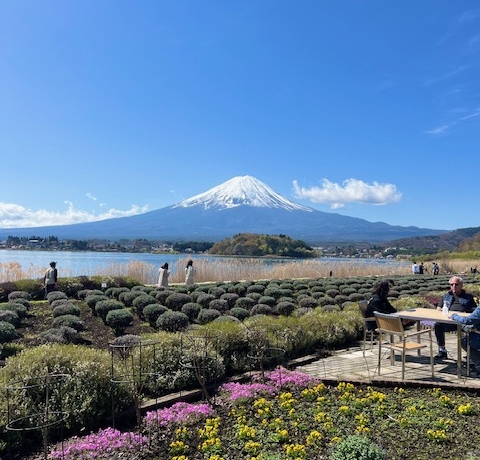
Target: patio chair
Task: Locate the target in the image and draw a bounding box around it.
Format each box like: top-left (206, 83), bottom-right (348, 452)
top-left (358, 300), bottom-right (377, 354)
top-left (374, 312), bottom-right (434, 381)
top-left (465, 327), bottom-right (480, 377)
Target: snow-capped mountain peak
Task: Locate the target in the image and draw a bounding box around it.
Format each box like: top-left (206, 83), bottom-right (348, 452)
top-left (173, 175), bottom-right (313, 212)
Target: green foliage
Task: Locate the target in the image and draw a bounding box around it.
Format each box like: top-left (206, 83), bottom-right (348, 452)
top-left (0, 309), bottom-right (20, 327)
top-left (38, 326), bottom-right (80, 345)
top-left (95, 299), bottom-right (125, 322)
top-left (208, 232), bottom-right (317, 257)
top-left (85, 294), bottom-right (109, 313)
top-left (235, 296), bottom-right (256, 310)
top-left (209, 298), bottom-right (229, 312)
top-left (165, 292), bottom-right (193, 311)
top-left (330, 435), bottom-right (386, 460)
top-left (2, 302), bottom-right (27, 319)
top-left (258, 295), bottom-right (276, 307)
top-left (46, 291), bottom-right (68, 303)
top-left (7, 290), bottom-right (31, 302)
top-left (131, 294), bottom-right (157, 317)
top-left (180, 302), bottom-right (201, 321)
top-left (0, 321), bottom-right (17, 342)
top-left (220, 292), bottom-right (240, 308)
top-left (52, 314), bottom-right (85, 331)
top-left (275, 301), bottom-right (295, 316)
top-left (52, 302), bottom-right (81, 318)
top-left (228, 307), bottom-right (250, 321)
top-left (118, 290), bottom-right (144, 307)
top-left (197, 308), bottom-right (221, 324)
top-left (298, 296), bottom-right (319, 309)
top-left (251, 304), bottom-right (274, 316)
top-left (195, 293), bottom-right (216, 308)
top-left (143, 304), bottom-right (169, 327)
top-left (156, 311), bottom-right (190, 332)
top-left (106, 309), bottom-right (134, 335)
top-left (0, 344), bottom-right (132, 438)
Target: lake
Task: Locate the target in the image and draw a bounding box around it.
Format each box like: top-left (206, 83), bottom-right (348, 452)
top-left (0, 249), bottom-right (409, 283)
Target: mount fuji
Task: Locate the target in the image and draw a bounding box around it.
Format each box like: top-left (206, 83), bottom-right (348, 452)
top-left (0, 176), bottom-right (445, 243)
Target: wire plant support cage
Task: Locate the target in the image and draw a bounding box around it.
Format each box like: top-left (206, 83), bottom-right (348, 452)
top-left (180, 328), bottom-right (223, 401)
top-left (109, 337), bottom-right (161, 430)
top-left (6, 373), bottom-right (70, 460)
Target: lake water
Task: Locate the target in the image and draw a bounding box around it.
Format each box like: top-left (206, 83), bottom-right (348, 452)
top-left (0, 249), bottom-right (408, 282)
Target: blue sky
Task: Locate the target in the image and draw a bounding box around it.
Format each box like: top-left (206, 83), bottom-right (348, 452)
top-left (1, 1), bottom-right (479, 232)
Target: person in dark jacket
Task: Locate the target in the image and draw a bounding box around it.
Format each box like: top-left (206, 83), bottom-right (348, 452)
top-left (365, 280), bottom-right (397, 330)
top-left (450, 306), bottom-right (480, 376)
top-left (434, 276), bottom-right (477, 361)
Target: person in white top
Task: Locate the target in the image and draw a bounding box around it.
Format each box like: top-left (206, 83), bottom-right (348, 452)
top-left (157, 262), bottom-right (170, 288)
top-left (185, 259), bottom-right (196, 286)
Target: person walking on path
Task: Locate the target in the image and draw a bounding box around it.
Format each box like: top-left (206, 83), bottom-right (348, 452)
top-left (434, 276), bottom-right (477, 361)
top-left (157, 262), bottom-right (170, 288)
top-left (185, 259), bottom-right (196, 286)
top-left (43, 261), bottom-right (58, 299)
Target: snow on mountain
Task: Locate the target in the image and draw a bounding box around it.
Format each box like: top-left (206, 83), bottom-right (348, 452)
top-left (173, 175), bottom-right (313, 212)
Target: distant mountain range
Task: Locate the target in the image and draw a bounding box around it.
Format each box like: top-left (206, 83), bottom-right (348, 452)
top-left (0, 176), bottom-right (447, 244)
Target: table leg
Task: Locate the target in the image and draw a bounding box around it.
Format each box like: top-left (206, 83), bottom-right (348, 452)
top-left (457, 325), bottom-right (462, 378)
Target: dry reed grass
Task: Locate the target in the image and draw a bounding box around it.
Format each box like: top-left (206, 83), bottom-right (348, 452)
top-left (2, 257), bottom-right (479, 285)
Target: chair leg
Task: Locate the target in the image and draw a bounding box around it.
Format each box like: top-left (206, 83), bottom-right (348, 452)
top-left (429, 332), bottom-right (434, 378)
top-left (378, 334), bottom-right (382, 375)
top-left (467, 335), bottom-right (471, 377)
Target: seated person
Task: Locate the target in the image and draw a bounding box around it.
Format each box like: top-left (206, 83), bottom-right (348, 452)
top-left (365, 280), bottom-right (397, 330)
top-left (434, 276), bottom-right (477, 361)
top-left (450, 306), bottom-right (480, 376)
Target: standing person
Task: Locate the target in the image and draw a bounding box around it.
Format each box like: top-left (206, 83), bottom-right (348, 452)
top-left (433, 262), bottom-right (439, 275)
top-left (185, 259), bottom-right (196, 286)
top-left (43, 261), bottom-right (58, 299)
top-left (434, 276), bottom-right (477, 361)
top-left (157, 262), bottom-right (170, 288)
top-left (412, 261), bottom-right (418, 275)
top-left (418, 263), bottom-right (424, 274)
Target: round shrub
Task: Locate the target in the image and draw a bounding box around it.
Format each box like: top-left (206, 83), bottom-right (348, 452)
top-left (52, 302), bottom-right (81, 318)
top-left (3, 302), bottom-right (27, 319)
top-left (316, 296), bottom-right (336, 307)
top-left (197, 308), bottom-right (221, 325)
top-left (39, 326), bottom-right (80, 345)
top-left (108, 287), bottom-right (130, 299)
top-left (132, 294), bottom-right (157, 316)
top-left (77, 289), bottom-right (95, 300)
top-left (165, 292), bottom-right (193, 311)
top-left (195, 293), bottom-right (216, 308)
top-left (63, 282), bottom-right (85, 299)
top-left (47, 291), bottom-right (68, 303)
top-left (143, 304), bottom-right (169, 327)
top-left (0, 320), bottom-right (17, 342)
top-left (279, 282), bottom-right (294, 290)
top-left (0, 310), bottom-right (20, 327)
top-left (311, 291), bottom-right (326, 300)
top-left (246, 292), bottom-right (262, 302)
top-left (264, 287), bottom-right (283, 299)
top-left (132, 285), bottom-right (155, 294)
top-left (246, 284), bottom-right (265, 294)
top-left (220, 293), bottom-right (240, 308)
top-left (348, 293), bottom-right (366, 302)
top-left (155, 289), bottom-right (174, 304)
top-left (52, 314), bottom-right (85, 332)
top-left (275, 301), bottom-right (295, 316)
top-left (118, 290), bottom-right (144, 307)
top-left (326, 288), bottom-right (340, 297)
top-left (209, 287), bottom-right (226, 298)
top-left (50, 298), bottom-right (70, 309)
top-left (298, 297), bottom-right (319, 309)
top-left (8, 291), bottom-right (31, 302)
top-left (310, 286), bottom-right (326, 293)
top-left (95, 299), bottom-right (125, 322)
top-left (251, 304), bottom-right (274, 316)
top-left (235, 297), bottom-right (256, 310)
top-left (228, 307), bottom-right (250, 321)
top-left (106, 309), bottom-right (134, 335)
top-left (209, 299), bottom-right (229, 312)
top-left (156, 311), bottom-right (190, 332)
top-left (330, 434), bottom-right (386, 460)
top-left (7, 296), bottom-right (30, 309)
top-left (258, 296), bottom-right (276, 307)
top-left (232, 283), bottom-right (248, 296)
top-left (110, 334), bottom-right (142, 348)
top-left (181, 302), bottom-right (202, 321)
top-left (340, 287), bottom-right (356, 295)
top-left (322, 305), bottom-right (341, 312)
top-left (334, 294), bottom-right (349, 305)
top-left (85, 294), bottom-right (108, 312)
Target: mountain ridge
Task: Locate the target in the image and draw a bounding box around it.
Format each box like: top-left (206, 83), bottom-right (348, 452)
top-left (0, 176), bottom-right (447, 244)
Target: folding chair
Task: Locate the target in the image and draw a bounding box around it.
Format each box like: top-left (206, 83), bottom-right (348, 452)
top-left (358, 300), bottom-right (377, 354)
top-left (374, 312), bottom-right (434, 381)
top-left (465, 327), bottom-right (480, 377)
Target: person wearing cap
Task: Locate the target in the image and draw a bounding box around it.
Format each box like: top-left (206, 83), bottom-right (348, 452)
top-left (43, 261), bottom-right (58, 299)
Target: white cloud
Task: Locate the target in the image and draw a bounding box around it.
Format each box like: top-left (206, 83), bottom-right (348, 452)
top-left (0, 202), bottom-right (149, 228)
top-left (86, 192), bottom-right (97, 201)
top-left (292, 178), bottom-right (402, 209)
top-left (426, 107), bottom-right (480, 135)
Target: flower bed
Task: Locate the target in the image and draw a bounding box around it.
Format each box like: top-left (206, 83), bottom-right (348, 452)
top-left (47, 368), bottom-right (480, 460)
